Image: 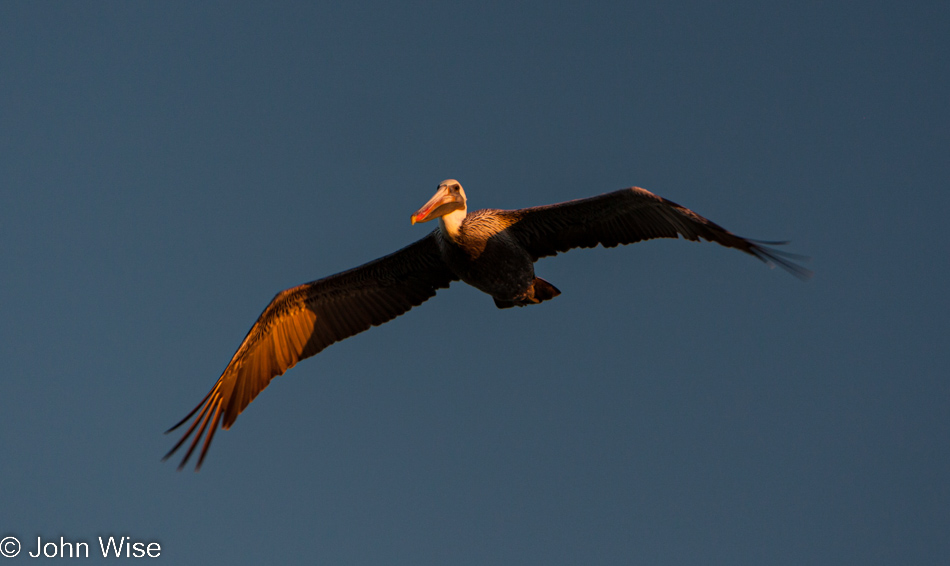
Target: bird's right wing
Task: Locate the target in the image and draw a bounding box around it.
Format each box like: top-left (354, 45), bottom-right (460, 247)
top-left (501, 187), bottom-right (812, 279)
top-left (164, 231), bottom-right (456, 470)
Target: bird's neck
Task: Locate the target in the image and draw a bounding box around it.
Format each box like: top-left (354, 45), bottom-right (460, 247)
top-left (438, 208), bottom-right (467, 241)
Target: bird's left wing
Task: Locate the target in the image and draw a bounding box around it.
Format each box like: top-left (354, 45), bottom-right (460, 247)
top-left (164, 231), bottom-right (456, 470)
top-left (499, 187), bottom-right (812, 279)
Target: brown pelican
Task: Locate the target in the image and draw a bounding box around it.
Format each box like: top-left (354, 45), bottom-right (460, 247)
top-left (165, 180), bottom-right (810, 470)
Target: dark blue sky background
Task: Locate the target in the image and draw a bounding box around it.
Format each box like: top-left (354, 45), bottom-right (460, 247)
top-left (2, 1), bottom-right (948, 564)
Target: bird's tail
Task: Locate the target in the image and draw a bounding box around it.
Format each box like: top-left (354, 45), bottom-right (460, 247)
top-left (493, 277), bottom-right (562, 309)
top-left (529, 277), bottom-right (561, 303)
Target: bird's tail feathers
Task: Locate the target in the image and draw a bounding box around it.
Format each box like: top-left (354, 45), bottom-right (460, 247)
top-left (492, 277), bottom-right (562, 309)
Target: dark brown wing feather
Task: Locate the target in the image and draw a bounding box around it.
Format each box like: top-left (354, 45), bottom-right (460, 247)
top-left (502, 187), bottom-right (812, 279)
top-left (164, 231), bottom-right (456, 470)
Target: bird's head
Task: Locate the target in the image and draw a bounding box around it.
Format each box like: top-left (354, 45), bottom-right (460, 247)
top-left (411, 179), bottom-right (467, 225)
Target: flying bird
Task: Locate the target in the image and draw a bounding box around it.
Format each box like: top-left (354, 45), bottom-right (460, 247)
top-left (165, 180), bottom-right (810, 470)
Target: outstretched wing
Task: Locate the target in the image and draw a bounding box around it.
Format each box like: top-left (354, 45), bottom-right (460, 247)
top-left (501, 187), bottom-right (812, 279)
top-left (164, 231), bottom-right (456, 470)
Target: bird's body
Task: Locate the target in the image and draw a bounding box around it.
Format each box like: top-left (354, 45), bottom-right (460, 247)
top-left (436, 209), bottom-right (541, 305)
top-left (165, 180), bottom-right (810, 470)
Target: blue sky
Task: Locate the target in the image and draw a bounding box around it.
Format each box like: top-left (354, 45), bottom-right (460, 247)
top-left (2, 1), bottom-right (948, 564)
